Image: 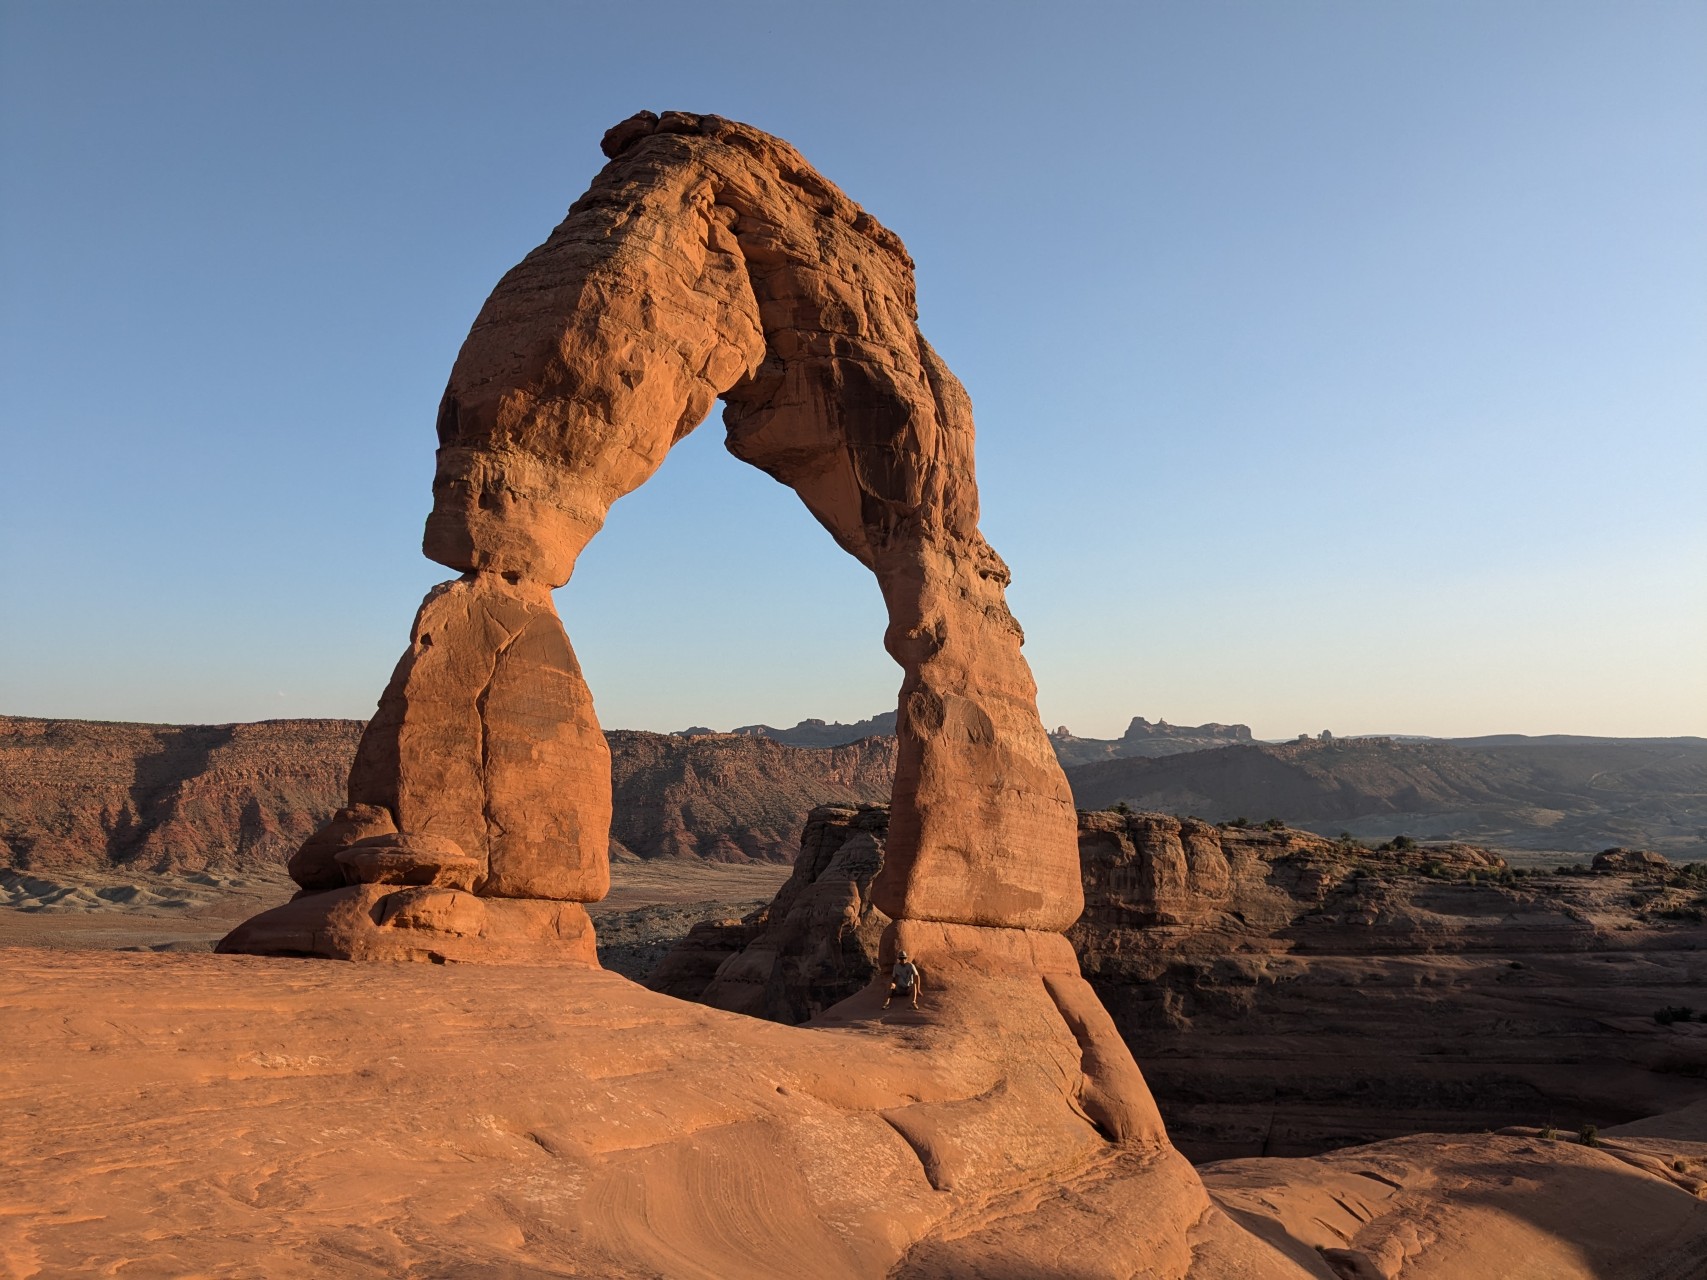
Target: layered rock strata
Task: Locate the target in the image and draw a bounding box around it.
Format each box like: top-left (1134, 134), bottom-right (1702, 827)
top-left (0, 717), bottom-right (365, 876)
top-left (0, 714), bottom-right (897, 875)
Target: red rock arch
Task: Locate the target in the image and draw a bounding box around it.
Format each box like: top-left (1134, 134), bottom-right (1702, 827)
top-left (234, 111), bottom-right (1082, 956)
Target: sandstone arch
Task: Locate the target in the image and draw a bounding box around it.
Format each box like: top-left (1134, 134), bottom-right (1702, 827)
top-left (215, 111), bottom-right (1187, 1257)
top-left (226, 110), bottom-right (1082, 958)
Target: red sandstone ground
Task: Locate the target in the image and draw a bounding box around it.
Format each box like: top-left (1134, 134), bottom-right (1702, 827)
top-left (4, 947), bottom-right (1704, 1279)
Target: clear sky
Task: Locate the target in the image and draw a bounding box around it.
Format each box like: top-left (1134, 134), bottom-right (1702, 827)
top-left (2, 1), bottom-right (1702, 740)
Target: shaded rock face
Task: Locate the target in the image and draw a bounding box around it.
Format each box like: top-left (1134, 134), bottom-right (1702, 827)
top-left (241, 109), bottom-right (1082, 964)
top-left (660, 804), bottom-right (1707, 1159)
top-left (606, 730), bottom-right (895, 862)
top-left (649, 804), bottom-right (890, 1021)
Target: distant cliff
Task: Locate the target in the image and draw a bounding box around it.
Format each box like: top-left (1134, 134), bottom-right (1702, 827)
top-left (5, 715), bottom-right (1699, 874)
top-left (0, 717), bottom-right (895, 874)
top-left (1063, 734), bottom-right (1707, 853)
top-left (682, 711), bottom-right (898, 748)
top-left (1049, 716), bottom-right (1256, 765)
top-left (0, 717), bottom-right (363, 876)
top-left (605, 730), bottom-right (896, 861)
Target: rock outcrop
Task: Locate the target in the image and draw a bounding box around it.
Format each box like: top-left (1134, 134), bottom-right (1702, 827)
top-left (1050, 717), bottom-right (1257, 766)
top-left (658, 804), bottom-right (1707, 1160)
top-left (649, 803), bottom-right (890, 1020)
top-left (1593, 847), bottom-right (1672, 875)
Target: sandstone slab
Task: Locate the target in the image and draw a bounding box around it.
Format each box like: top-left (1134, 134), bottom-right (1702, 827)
top-left (335, 832), bottom-right (485, 891)
top-left (215, 884), bottom-right (597, 966)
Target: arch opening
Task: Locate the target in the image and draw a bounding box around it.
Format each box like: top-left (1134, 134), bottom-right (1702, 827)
top-left (223, 110), bottom-right (1084, 962)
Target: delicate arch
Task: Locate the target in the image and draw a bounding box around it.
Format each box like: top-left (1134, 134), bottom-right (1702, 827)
top-left (242, 110), bottom-right (1082, 947)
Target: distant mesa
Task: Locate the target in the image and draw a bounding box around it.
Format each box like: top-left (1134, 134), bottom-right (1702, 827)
top-left (675, 710), bottom-right (899, 747)
top-left (1050, 715), bottom-right (1258, 766)
top-left (682, 710), bottom-right (1253, 759)
top-left (1068, 732), bottom-right (1707, 854)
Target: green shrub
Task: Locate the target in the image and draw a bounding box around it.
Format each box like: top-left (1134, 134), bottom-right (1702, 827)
top-left (1578, 1124), bottom-right (1601, 1148)
top-left (1655, 1006), bottom-right (1695, 1026)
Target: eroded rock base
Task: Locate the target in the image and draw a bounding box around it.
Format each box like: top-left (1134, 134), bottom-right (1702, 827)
top-left (214, 885), bottom-right (598, 966)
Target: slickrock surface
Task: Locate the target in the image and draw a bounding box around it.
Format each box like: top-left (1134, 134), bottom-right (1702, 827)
top-left (5, 947), bottom-right (1703, 1279)
top-left (1201, 1120), bottom-right (1707, 1280)
top-left (657, 806), bottom-right (1707, 1159)
top-left (0, 948), bottom-right (1228, 1280)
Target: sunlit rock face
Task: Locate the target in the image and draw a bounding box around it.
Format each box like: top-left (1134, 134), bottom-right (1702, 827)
top-left (225, 109), bottom-right (1082, 964)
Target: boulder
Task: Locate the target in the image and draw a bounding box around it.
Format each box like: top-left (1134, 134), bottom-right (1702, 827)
top-left (1593, 847), bottom-right (1671, 874)
top-left (334, 832), bottom-right (485, 892)
top-left (288, 803), bottom-right (399, 892)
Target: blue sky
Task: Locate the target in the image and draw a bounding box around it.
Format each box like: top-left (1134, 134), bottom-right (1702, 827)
top-left (2, 1), bottom-right (1702, 739)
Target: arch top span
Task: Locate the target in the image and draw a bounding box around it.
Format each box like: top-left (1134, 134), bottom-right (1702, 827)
top-left (426, 108), bottom-right (970, 586)
top-left (232, 110), bottom-right (1084, 958)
